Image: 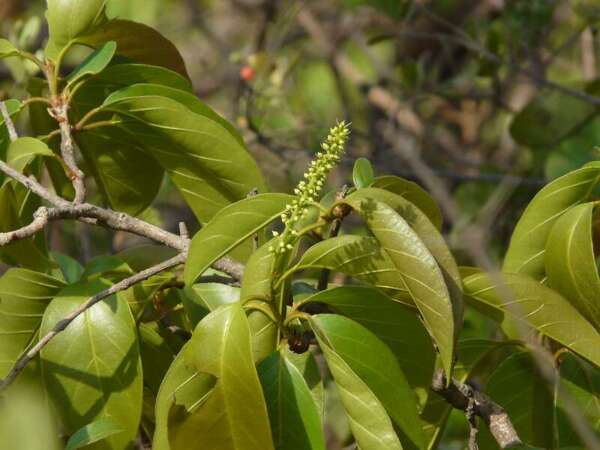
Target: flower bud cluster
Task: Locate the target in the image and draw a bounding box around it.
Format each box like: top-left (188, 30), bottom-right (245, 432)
top-left (269, 121), bottom-right (350, 254)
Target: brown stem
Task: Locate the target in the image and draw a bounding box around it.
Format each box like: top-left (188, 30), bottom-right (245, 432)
top-left (431, 369), bottom-right (522, 449)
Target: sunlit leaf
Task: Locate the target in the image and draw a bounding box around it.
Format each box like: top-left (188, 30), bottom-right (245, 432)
top-left (40, 280), bottom-right (143, 450)
top-left (312, 314), bottom-right (424, 448)
top-left (185, 194), bottom-right (293, 285)
top-left (0, 269), bottom-right (65, 377)
top-left (311, 317), bottom-right (403, 450)
top-left (463, 272), bottom-right (600, 369)
top-left (545, 202), bottom-right (600, 330)
top-left (503, 162), bottom-right (600, 280)
top-left (66, 40), bottom-right (117, 86)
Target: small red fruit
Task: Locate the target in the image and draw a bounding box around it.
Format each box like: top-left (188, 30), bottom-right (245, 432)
top-left (240, 65), bottom-right (256, 82)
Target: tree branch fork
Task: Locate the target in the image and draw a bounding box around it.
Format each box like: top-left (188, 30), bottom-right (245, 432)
top-left (0, 100), bottom-right (242, 393)
top-left (0, 95), bottom-right (521, 449)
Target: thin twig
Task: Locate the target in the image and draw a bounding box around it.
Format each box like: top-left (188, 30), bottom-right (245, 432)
top-left (0, 253), bottom-right (187, 393)
top-left (0, 207), bottom-right (49, 245)
top-left (52, 102), bottom-right (86, 203)
top-left (0, 100), bottom-right (18, 142)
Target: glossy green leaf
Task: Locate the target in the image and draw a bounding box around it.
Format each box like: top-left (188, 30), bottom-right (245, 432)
top-left (463, 272), bottom-right (600, 369)
top-left (51, 251), bottom-right (84, 283)
top-left (103, 95), bottom-right (266, 223)
top-left (297, 286), bottom-right (435, 407)
top-left (371, 175), bottom-right (443, 230)
top-left (353, 157), bottom-right (375, 189)
top-left (240, 241), bottom-right (277, 303)
top-left (5, 137), bottom-right (57, 174)
top-left (185, 194), bottom-right (292, 285)
top-left (0, 269), bottom-right (65, 377)
top-left (66, 40), bottom-right (117, 86)
top-left (346, 197), bottom-right (455, 379)
top-left (75, 126), bottom-right (165, 216)
top-left (69, 65), bottom-right (191, 214)
top-left (258, 349), bottom-right (326, 450)
top-left (182, 282), bottom-right (240, 327)
top-left (344, 188), bottom-right (463, 338)
top-left (545, 202), bottom-right (600, 330)
top-left (556, 352), bottom-right (600, 446)
top-left (285, 350), bottom-right (324, 419)
top-left (40, 280), bottom-right (143, 450)
top-left (65, 418), bottom-right (123, 450)
top-left (312, 318), bottom-right (403, 450)
top-left (104, 83), bottom-right (241, 144)
top-left (312, 314), bottom-right (424, 448)
top-left (166, 304), bottom-right (274, 450)
top-left (291, 235), bottom-right (411, 305)
top-left (503, 162), bottom-right (600, 280)
top-left (0, 39), bottom-right (20, 58)
top-left (153, 341), bottom-right (215, 450)
top-left (76, 19), bottom-right (189, 78)
top-left (477, 351), bottom-right (554, 448)
top-left (45, 0), bottom-right (108, 57)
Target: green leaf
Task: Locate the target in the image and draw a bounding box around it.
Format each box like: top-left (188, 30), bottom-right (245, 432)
top-left (185, 194), bottom-right (293, 285)
top-left (69, 65), bottom-right (191, 214)
top-left (182, 282), bottom-right (240, 328)
top-left (40, 280), bottom-right (143, 450)
top-left (0, 183), bottom-right (51, 271)
top-left (344, 188), bottom-right (463, 338)
top-left (258, 349), bottom-right (326, 450)
top-left (291, 235), bottom-right (411, 305)
top-left (75, 126), bottom-right (165, 216)
top-left (45, 0), bottom-right (108, 57)
top-left (66, 40), bottom-right (117, 86)
top-left (138, 323), bottom-right (176, 395)
top-left (5, 137), bottom-right (57, 174)
top-left (76, 19), bottom-right (189, 79)
top-left (545, 202), bottom-right (600, 330)
top-left (0, 39), bottom-right (20, 58)
top-left (312, 314), bottom-right (424, 448)
top-left (346, 197), bottom-right (455, 379)
top-left (353, 157), bottom-right (375, 189)
top-left (166, 304), bottom-right (275, 450)
top-left (503, 162), bottom-right (600, 280)
top-left (65, 418), bottom-right (123, 450)
top-left (297, 286), bottom-right (435, 407)
top-left (51, 252), bottom-right (84, 283)
top-left (463, 272), bottom-right (600, 369)
top-left (477, 351), bottom-right (554, 448)
top-left (370, 175), bottom-right (443, 229)
top-left (81, 255), bottom-right (133, 281)
top-left (104, 83), bottom-right (242, 145)
top-left (556, 352), bottom-right (600, 446)
top-left (312, 318), bottom-right (404, 450)
top-left (102, 95), bottom-right (266, 223)
top-left (0, 269), bottom-right (65, 377)
top-left (153, 341), bottom-right (215, 450)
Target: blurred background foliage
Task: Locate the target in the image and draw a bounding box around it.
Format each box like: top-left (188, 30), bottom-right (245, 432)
top-left (2, 0), bottom-right (600, 447)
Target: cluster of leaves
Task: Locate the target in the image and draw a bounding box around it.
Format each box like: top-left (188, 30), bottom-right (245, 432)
top-left (2, 1), bottom-right (600, 450)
